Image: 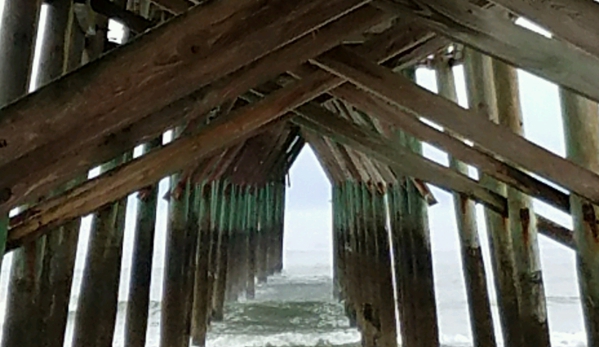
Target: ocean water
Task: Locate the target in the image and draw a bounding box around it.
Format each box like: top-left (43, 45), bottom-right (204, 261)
top-left (26, 240), bottom-right (584, 347)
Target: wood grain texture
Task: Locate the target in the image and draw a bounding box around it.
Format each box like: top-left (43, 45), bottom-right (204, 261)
top-left (292, 103), bottom-right (507, 213)
top-left (487, 0), bottom-right (599, 59)
top-left (7, 68), bottom-right (340, 247)
top-left (0, 4), bottom-right (388, 213)
top-left (0, 0), bottom-right (368, 166)
top-left (331, 83), bottom-right (570, 213)
top-left (376, 0), bottom-right (599, 103)
top-left (312, 46), bottom-right (599, 207)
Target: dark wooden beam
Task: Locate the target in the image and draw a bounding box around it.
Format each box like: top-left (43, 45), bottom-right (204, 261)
top-left (91, 0), bottom-right (154, 33)
top-left (0, 4), bottom-right (389, 213)
top-left (487, 0), bottom-right (599, 60)
top-left (311, 46), bottom-right (599, 207)
top-left (7, 63), bottom-right (341, 248)
top-left (301, 131), bottom-right (347, 183)
top-left (374, 0), bottom-right (599, 103)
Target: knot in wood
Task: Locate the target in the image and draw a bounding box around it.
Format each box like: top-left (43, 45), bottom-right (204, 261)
top-left (177, 31), bottom-right (211, 62)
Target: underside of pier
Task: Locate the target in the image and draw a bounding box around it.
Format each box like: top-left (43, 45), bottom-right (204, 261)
top-left (1, 0), bottom-right (599, 346)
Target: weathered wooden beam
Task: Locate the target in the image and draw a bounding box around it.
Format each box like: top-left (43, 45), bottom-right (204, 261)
top-left (7, 65), bottom-right (339, 249)
top-left (292, 103), bottom-right (507, 213)
top-left (331, 83), bottom-right (570, 213)
top-left (302, 132), bottom-right (348, 182)
top-left (0, 0), bottom-right (372, 188)
top-left (151, 0), bottom-right (192, 14)
top-left (0, 5), bottom-right (389, 213)
top-left (311, 46), bottom-right (599, 207)
top-left (91, 0), bottom-right (154, 33)
top-left (374, 0), bottom-right (599, 104)
top-left (487, 0), bottom-right (599, 59)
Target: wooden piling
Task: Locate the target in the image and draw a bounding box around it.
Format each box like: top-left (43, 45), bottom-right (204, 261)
top-left (160, 153), bottom-right (192, 347)
top-left (559, 87), bottom-right (599, 346)
top-left (337, 182), bottom-right (358, 327)
top-left (371, 184), bottom-right (397, 347)
top-left (493, 59), bottom-right (551, 347)
top-left (463, 48), bottom-right (524, 347)
top-left (35, 2), bottom-right (79, 346)
top-left (0, 2), bottom-right (46, 346)
top-left (435, 56), bottom-right (497, 347)
top-left (246, 186), bottom-right (257, 299)
top-left (183, 187), bottom-right (200, 342)
top-left (40, 7), bottom-right (87, 347)
top-left (205, 181), bottom-right (223, 323)
top-left (256, 185), bottom-right (269, 283)
top-left (191, 182), bottom-right (213, 347)
top-left (401, 69), bottom-right (440, 347)
top-left (212, 182), bottom-right (233, 321)
top-left (276, 181), bottom-right (286, 273)
top-left (354, 182), bottom-right (377, 347)
top-left (332, 184), bottom-right (343, 300)
top-left (124, 138), bottom-right (161, 347)
top-left (71, 155), bottom-right (130, 347)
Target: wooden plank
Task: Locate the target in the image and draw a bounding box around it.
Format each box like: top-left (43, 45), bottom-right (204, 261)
top-left (91, 0), bottom-right (154, 33)
top-left (0, 5), bottom-right (389, 214)
top-left (311, 46), bottom-right (599, 207)
top-left (374, 0), bottom-right (599, 103)
top-left (301, 131), bottom-right (348, 183)
top-left (487, 0), bottom-right (599, 59)
top-left (292, 102), bottom-right (507, 213)
top-left (7, 66), bottom-right (341, 247)
top-left (151, 0), bottom-right (192, 14)
top-left (331, 83), bottom-right (570, 213)
top-left (0, 0), bottom-right (369, 180)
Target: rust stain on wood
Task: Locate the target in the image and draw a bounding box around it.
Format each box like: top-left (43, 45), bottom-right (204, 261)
top-left (582, 202), bottom-right (599, 243)
top-left (520, 207), bottom-right (531, 247)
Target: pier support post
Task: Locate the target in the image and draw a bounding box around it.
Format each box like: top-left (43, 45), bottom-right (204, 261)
top-left (463, 48), bottom-right (523, 347)
top-left (435, 56), bottom-right (497, 347)
top-left (246, 186), bottom-right (257, 299)
top-left (372, 184), bottom-right (397, 347)
top-left (212, 182), bottom-right (232, 321)
top-left (160, 153), bottom-right (191, 347)
top-left (124, 140), bottom-right (160, 347)
top-left (559, 87), bottom-right (599, 346)
top-left (191, 183), bottom-right (213, 347)
top-left (493, 59), bottom-right (550, 347)
top-left (257, 185), bottom-right (269, 283)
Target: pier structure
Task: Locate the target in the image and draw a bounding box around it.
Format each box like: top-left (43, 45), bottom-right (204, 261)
top-left (0, 0), bottom-right (596, 346)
